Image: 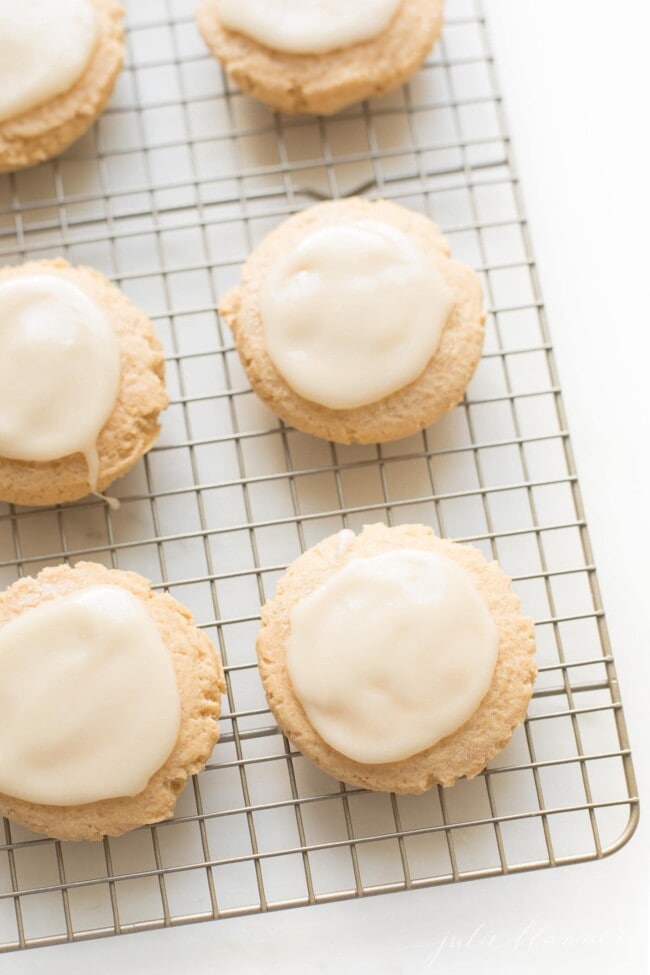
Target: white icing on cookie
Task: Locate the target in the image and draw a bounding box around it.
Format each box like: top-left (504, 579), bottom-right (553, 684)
top-left (0, 0), bottom-right (98, 123)
top-left (0, 586), bottom-right (181, 806)
top-left (286, 550), bottom-right (499, 764)
top-left (0, 274), bottom-right (121, 494)
top-left (217, 0), bottom-right (400, 55)
top-left (260, 220), bottom-right (454, 410)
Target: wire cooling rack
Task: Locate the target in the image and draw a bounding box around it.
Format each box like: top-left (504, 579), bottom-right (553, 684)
top-left (0, 0), bottom-right (639, 955)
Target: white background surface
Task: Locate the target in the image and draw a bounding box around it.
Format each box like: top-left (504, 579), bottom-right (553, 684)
top-left (9, 1), bottom-right (649, 972)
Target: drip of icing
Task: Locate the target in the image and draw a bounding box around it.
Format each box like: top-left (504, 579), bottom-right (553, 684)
top-left (337, 529), bottom-right (356, 555)
top-left (85, 444), bottom-right (101, 502)
top-left (0, 274), bottom-right (121, 495)
top-left (92, 491), bottom-right (121, 511)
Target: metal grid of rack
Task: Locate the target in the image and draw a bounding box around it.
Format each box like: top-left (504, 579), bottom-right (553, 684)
top-left (0, 0), bottom-right (638, 954)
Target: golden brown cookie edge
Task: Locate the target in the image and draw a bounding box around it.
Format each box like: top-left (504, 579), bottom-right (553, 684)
top-left (195, 0), bottom-right (444, 115)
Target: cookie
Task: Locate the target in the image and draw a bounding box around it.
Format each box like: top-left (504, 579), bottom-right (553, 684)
top-left (195, 0), bottom-right (444, 115)
top-left (0, 0), bottom-right (124, 173)
top-left (220, 198), bottom-right (485, 444)
top-left (257, 523), bottom-right (537, 794)
top-left (0, 258), bottom-right (168, 507)
top-left (0, 561), bottom-right (226, 841)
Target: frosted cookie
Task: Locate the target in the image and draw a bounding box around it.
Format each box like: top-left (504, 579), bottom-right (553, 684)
top-left (0, 0), bottom-right (124, 173)
top-left (220, 198), bottom-right (485, 444)
top-left (195, 0), bottom-right (444, 115)
top-left (257, 523), bottom-right (536, 794)
top-left (0, 561), bottom-right (226, 841)
top-left (0, 258), bottom-right (168, 507)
